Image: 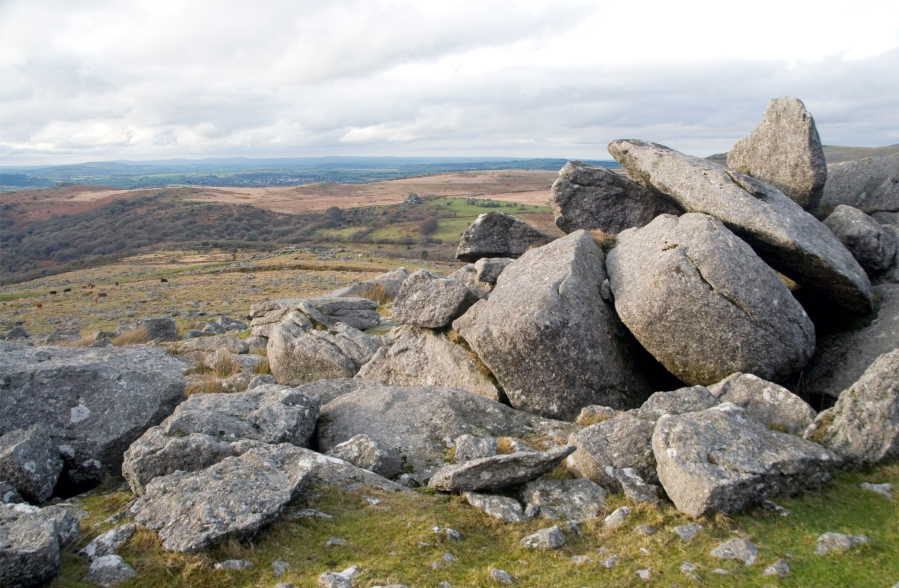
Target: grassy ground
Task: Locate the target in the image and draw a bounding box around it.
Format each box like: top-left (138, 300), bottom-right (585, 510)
top-left (51, 464), bottom-right (898, 588)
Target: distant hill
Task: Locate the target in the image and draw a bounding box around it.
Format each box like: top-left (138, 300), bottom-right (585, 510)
top-left (705, 144), bottom-right (899, 166)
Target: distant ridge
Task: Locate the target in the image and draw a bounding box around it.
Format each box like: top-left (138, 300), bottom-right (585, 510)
top-left (706, 144), bottom-right (899, 166)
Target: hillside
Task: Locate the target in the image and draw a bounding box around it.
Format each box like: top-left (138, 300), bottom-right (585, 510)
top-left (705, 144), bottom-right (899, 166)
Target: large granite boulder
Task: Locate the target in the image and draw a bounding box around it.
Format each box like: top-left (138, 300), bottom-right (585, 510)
top-left (0, 504), bottom-right (66, 588)
top-left (325, 434), bottom-right (402, 479)
top-left (608, 139), bottom-right (873, 314)
top-left (804, 349), bottom-right (899, 466)
top-left (356, 325), bottom-right (503, 402)
top-left (0, 425), bottom-right (63, 504)
top-left (454, 230), bottom-right (656, 420)
top-left (820, 153), bottom-right (899, 217)
top-left (823, 205), bottom-right (897, 276)
top-left (653, 404), bottom-right (841, 517)
top-left (390, 270), bottom-right (479, 329)
top-left (474, 257), bottom-right (514, 284)
top-left (607, 213), bottom-right (816, 385)
top-left (316, 384), bottom-right (579, 475)
top-left (447, 264), bottom-right (494, 299)
top-left (520, 479), bottom-right (608, 521)
top-left (132, 444), bottom-right (315, 553)
top-left (122, 384), bottom-right (319, 494)
top-left (456, 212), bottom-right (556, 262)
top-left (114, 317), bottom-right (179, 342)
top-left (727, 97), bottom-right (827, 212)
top-left (566, 413), bottom-right (657, 491)
top-left (708, 373), bottom-right (816, 435)
top-left (329, 267), bottom-right (411, 301)
top-left (0, 346), bottom-right (184, 487)
top-left (428, 445), bottom-right (574, 492)
top-left (550, 161), bottom-right (680, 234)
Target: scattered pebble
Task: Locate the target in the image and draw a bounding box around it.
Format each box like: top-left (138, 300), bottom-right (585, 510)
top-left (860, 482), bottom-right (893, 499)
top-left (363, 496), bottom-right (381, 506)
top-left (635, 525), bottom-right (656, 536)
top-left (764, 559), bottom-right (791, 577)
top-left (761, 500), bottom-right (792, 517)
top-left (711, 538), bottom-right (758, 565)
top-left (635, 569), bottom-right (651, 580)
top-left (815, 532), bottom-right (870, 555)
top-left (433, 526), bottom-right (462, 541)
top-left (639, 547), bottom-right (650, 555)
top-left (326, 537), bottom-right (346, 546)
top-left (272, 560), bottom-right (290, 577)
top-left (214, 559), bottom-right (254, 571)
top-left (680, 562), bottom-right (697, 574)
top-left (712, 568), bottom-right (729, 575)
top-left (672, 524), bottom-right (703, 542)
top-left (571, 555), bottom-right (591, 565)
top-left (601, 555), bottom-right (619, 568)
top-left (604, 506), bottom-right (632, 530)
top-left (490, 569), bottom-right (515, 584)
top-left (520, 526), bottom-right (565, 550)
top-left (274, 584), bottom-right (296, 588)
top-left (441, 552), bottom-right (457, 562)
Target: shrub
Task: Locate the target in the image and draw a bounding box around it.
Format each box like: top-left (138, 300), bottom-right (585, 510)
top-left (419, 217), bottom-right (439, 235)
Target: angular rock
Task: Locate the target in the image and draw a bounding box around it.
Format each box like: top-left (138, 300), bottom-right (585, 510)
top-left (550, 161), bottom-right (680, 234)
top-left (710, 538), bottom-right (758, 565)
top-left (454, 230), bottom-right (656, 420)
top-left (132, 444), bottom-right (315, 553)
top-left (318, 566), bottom-right (359, 588)
top-left (214, 559), bottom-right (254, 570)
top-left (390, 270), bottom-right (478, 329)
top-left (428, 445), bottom-right (574, 492)
top-left (114, 317), bottom-right (178, 342)
top-left (246, 336), bottom-right (268, 354)
top-left (519, 525), bottom-right (565, 550)
top-left (326, 434), bottom-right (402, 479)
top-left (824, 205), bottom-right (897, 275)
top-left (708, 373), bottom-right (816, 435)
top-left (727, 97), bottom-right (827, 211)
top-left (178, 334), bottom-right (249, 354)
top-left (764, 559), bottom-right (791, 577)
top-left (251, 297), bottom-right (380, 331)
top-left (33, 330), bottom-right (82, 346)
top-left (609, 139), bottom-right (873, 313)
top-left (356, 325), bottom-right (502, 402)
top-left (454, 435), bottom-right (498, 463)
top-left (215, 316), bottom-right (248, 331)
top-left (0, 503), bottom-right (63, 588)
top-left (248, 374), bottom-right (277, 389)
top-left (637, 387), bottom-right (720, 421)
top-left (672, 524), bottom-right (703, 542)
top-left (489, 569), bottom-right (515, 584)
top-left (815, 532), bottom-right (869, 554)
top-left (456, 212), bottom-right (556, 262)
top-left (80, 523), bottom-right (136, 561)
top-left (330, 268), bottom-right (411, 301)
top-left (474, 257), bottom-right (514, 284)
top-left (804, 349), bottom-right (899, 466)
top-left (607, 213), bottom-right (816, 385)
top-left (465, 492), bottom-right (525, 523)
top-left (860, 482), bottom-right (893, 498)
top-left (447, 264), bottom-right (494, 299)
top-left (0, 346), bottom-right (185, 487)
top-left (83, 554), bottom-right (137, 586)
top-left (566, 413), bottom-right (657, 491)
top-left (821, 153), bottom-right (899, 217)
top-left (604, 506), bottom-right (632, 529)
top-left (295, 378), bottom-right (379, 406)
top-left (653, 404), bottom-right (841, 517)
top-left (616, 468), bottom-right (662, 504)
top-left (0, 481), bottom-right (23, 504)
top-left (0, 425), bottom-right (63, 504)
top-left (520, 479), bottom-right (607, 521)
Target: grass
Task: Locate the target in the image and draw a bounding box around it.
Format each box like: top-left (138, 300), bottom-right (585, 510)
top-left (111, 327), bottom-right (152, 346)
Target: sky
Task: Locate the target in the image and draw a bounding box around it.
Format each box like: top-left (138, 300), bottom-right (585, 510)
top-left (2, 0), bottom-right (898, 165)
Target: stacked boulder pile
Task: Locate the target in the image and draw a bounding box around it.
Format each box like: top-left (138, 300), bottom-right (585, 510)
top-left (2, 96), bottom-right (898, 587)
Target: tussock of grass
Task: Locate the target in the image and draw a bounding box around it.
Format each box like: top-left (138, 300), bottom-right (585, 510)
top-left (210, 352), bottom-right (239, 379)
top-left (185, 372), bottom-right (224, 396)
top-left (56, 334), bottom-right (98, 347)
top-left (355, 282), bottom-right (395, 306)
top-left (252, 356), bottom-right (271, 376)
top-left (112, 326), bottom-right (151, 346)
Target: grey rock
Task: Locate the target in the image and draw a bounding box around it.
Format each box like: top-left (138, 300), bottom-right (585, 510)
top-left (824, 205), bottom-right (897, 275)
top-left (295, 378), bottom-right (378, 406)
top-left (83, 554), bottom-right (137, 586)
top-left (123, 384), bottom-right (319, 494)
top-left (246, 336), bottom-right (268, 354)
top-left (601, 555), bottom-right (619, 568)
top-left (566, 413), bottom-right (657, 492)
top-left (447, 264), bottom-right (494, 299)
top-left (178, 334), bottom-right (249, 354)
top-left (708, 372), bottom-right (816, 435)
top-left (272, 560), bottom-right (290, 577)
top-left (5, 327), bottom-right (31, 340)
top-left (215, 316), bottom-right (249, 332)
top-left (0, 424), bottom-right (63, 504)
top-left (574, 405), bottom-right (620, 426)
top-left (326, 434), bottom-right (402, 479)
top-left (80, 523), bottom-right (136, 560)
top-left (672, 524), bottom-right (703, 542)
top-left (428, 445), bottom-right (574, 492)
top-left (520, 479), bottom-right (607, 521)
top-left (764, 559), bottom-right (791, 577)
top-left (391, 270), bottom-right (478, 329)
top-left (251, 297), bottom-right (380, 331)
top-left (304, 452), bottom-right (408, 493)
top-left (635, 525), bottom-right (656, 536)
top-left (217, 372), bottom-right (254, 393)
top-left (616, 468), bottom-right (662, 504)
top-left (214, 559), bottom-right (253, 570)
top-left (727, 97), bottom-right (827, 211)
top-left (821, 153), bottom-right (899, 216)
top-left (0, 345), bottom-right (185, 486)
top-left (464, 492), bottom-right (525, 523)
top-left (316, 383), bottom-right (578, 475)
top-left (456, 211), bottom-right (556, 262)
top-left (453, 435), bottom-right (498, 463)
top-left (248, 374), bottom-right (278, 389)
top-left (132, 444), bottom-right (315, 553)
top-left (710, 538), bottom-right (758, 565)
top-left (635, 569), bottom-right (652, 580)
top-left (115, 317), bottom-right (179, 342)
top-left (654, 404), bottom-right (841, 517)
top-left (330, 268), bottom-right (411, 301)
top-left (804, 349), bottom-right (899, 466)
top-left (860, 482), bottom-right (893, 498)
top-left (474, 257), bottom-right (514, 284)
top-left (0, 503), bottom-right (64, 588)
top-left (318, 566), bottom-right (359, 588)
top-left (637, 386), bottom-right (720, 421)
top-left (608, 213), bottom-right (816, 386)
top-left (550, 161), bottom-right (680, 234)
top-left (454, 230), bottom-right (656, 420)
top-left (489, 569), bottom-right (515, 584)
top-left (609, 139), bottom-right (872, 313)
top-left (519, 525), bottom-right (565, 550)
top-left (603, 506), bottom-right (631, 530)
top-left (815, 532), bottom-right (869, 555)
top-left (356, 325), bottom-right (502, 402)
top-left (33, 329), bottom-right (82, 346)
top-left (0, 481), bottom-right (23, 504)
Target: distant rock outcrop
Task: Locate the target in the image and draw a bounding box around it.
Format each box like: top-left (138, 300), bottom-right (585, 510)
top-left (456, 212), bottom-right (556, 262)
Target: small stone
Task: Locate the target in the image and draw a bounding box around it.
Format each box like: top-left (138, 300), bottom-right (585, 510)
top-left (764, 559), bottom-right (791, 577)
top-left (571, 555), bottom-right (591, 565)
top-left (83, 555), bottom-right (137, 586)
top-left (815, 532), bottom-right (870, 555)
top-left (680, 562), bottom-right (697, 574)
top-left (465, 492), bottom-right (525, 523)
top-left (214, 559), bottom-right (254, 570)
top-left (490, 568), bottom-right (515, 584)
top-left (711, 538), bottom-right (758, 565)
top-left (635, 525), bottom-right (656, 536)
top-left (445, 528), bottom-right (462, 541)
top-left (712, 568), bottom-right (729, 575)
top-left (363, 496), bottom-right (380, 506)
top-left (441, 552), bottom-right (457, 562)
top-left (80, 523), bottom-right (137, 560)
top-left (635, 569), bottom-right (651, 580)
top-left (519, 525), bottom-right (565, 550)
top-left (318, 566), bottom-right (360, 588)
top-left (672, 524), bottom-right (703, 542)
top-left (603, 506), bottom-right (631, 530)
top-left (274, 584), bottom-right (296, 588)
top-left (326, 537), bottom-right (347, 546)
top-left (601, 555), bottom-right (619, 568)
top-left (861, 482), bottom-right (893, 498)
top-left (273, 560), bottom-right (290, 577)
top-left (0, 481), bottom-right (22, 504)
top-left (437, 583), bottom-right (451, 588)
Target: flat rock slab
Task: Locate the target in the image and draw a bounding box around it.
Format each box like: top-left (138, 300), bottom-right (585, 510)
top-left (708, 373), bottom-right (816, 435)
top-left (464, 492), bottom-right (525, 523)
top-left (390, 270), bottom-right (478, 329)
top-left (428, 445), bottom-right (575, 492)
top-left (250, 297), bottom-right (380, 331)
top-left (609, 139), bottom-right (872, 313)
top-left (821, 153), bottom-right (899, 217)
top-left (815, 532), bottom-right (869, 555)
top-left (653, 404), bottom-right (841, 517)
top-left (456, 211), bottom-right (556, 262)
top-left (520, 479), bottom-right (607, 521)
top-left (0, 424), bottom-right (64, 504)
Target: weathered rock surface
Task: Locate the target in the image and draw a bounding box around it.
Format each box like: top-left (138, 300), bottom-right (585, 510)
top-left (464, 492), bottom-right (525, 523)
top-left (804, 349), bottom-right (899, 466)
top-left (474, 257), bottom-right (514, 284)
top-left (447, 264), bottom-right (494, 299)
top-left (616, 468), bottom-right (662, 504)
top-left (356, 325), bottom-right (502, 402)
top-left (454, 435), bottom-right (498, 463)
top-left (637, 387), bottom-right (720, 421)
top-left (132, 444), bottom-right (314, 553)
top-left (815, 532), bottom-right (870, 554)
top-left (0, 481), bottom-right (23, 504)
top-left (566, 413), bottom-right (657, 492)
top-left (428, 445), bottom-right (574, 492)
top-left (0, 345), bottom-right (184, 487)
top-left (326, 434), bottom-right (402, 479)
top-left (519, 526), bottom-right (565, 550)
top-left (114, 317), bottom-right (179, 342)
top-left (550, 161), bottom-right (680, 234)
top-left (821, 153), bottom-right (899, 217)
top-left (653, 404), bottom-right (841, 517)
top-left (520, 479), bottom-right (607, 521)
top-left (80, 523), bottom-right (136, 560)
top-left (0, 425), bottom-right (63, 504)
top-left (607, 213), bottom-right (816, 385)
top-left (824, 205), bottom-right (897, 275)
top-left (727, 97), bottom-right (827, 211)
top-left (177, 334), bottom-right (249, 354)
top-left (710, 537), bottom-right (759, 565)
top-left (455, 230), bottom-right (656, 420)
top-left (390, 270), bottom-right (478, 329)
top-left (0, 503), bottom-right (64, 588)
top-left (83, 554), bottom-right (137, 586)
top-left (330, 267), bottom-right (411, 300)
top-left (317, 384), bottom-right (578, 475)
top-left (456, 212), bottom-right (556, 262)
top-left (295, 378), bottom-right (379, 406)
top-left (251, 297), bottom-right (380, 331)
top-left (609, 139), bottom-right (873, 313)
top-left (708, 373), bottom-right (816, 434)
top-left (603, 506), bottom-right (632, 529)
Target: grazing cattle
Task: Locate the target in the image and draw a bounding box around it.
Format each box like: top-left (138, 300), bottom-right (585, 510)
top-left (98, 292), bottom-right (107, 298)
top-left (63, 288), bottom-right (71, 293)
top-left (49, 291), bottom-right (57, 295)
top-left (161, 278), bottom-right (168, 283)
top-left (93, 297), bottom-right (99, 303)
top-left (116, 282), bottom-right (119, 286)
top-left (35, 302), bottom-right (42, 309)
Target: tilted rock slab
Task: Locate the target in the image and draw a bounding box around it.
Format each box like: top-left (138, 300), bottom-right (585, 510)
top-left (390, 270), bottom-right (479, 329)
top-left (550, 161), bottom-right (680, 234)
top-left (0, 346), bottom-right (184, 487)
top-left (456, 211), bottom-right (556, 262)
top-left (653, 404), bottom-right (841, 517)
top-left (609, 139), bottom-right (873, 313)
top-left (251, 296), bottom-right (380, 331)
top-left (637, 386), bottom-right (720, 421)
top-left (454, 230), bottom-right (656, 420)
top-left (727, 97), bottom-right (827, 212)
top-left (566, 413), bottom-right (657, 492)
top-left (0, 424), bottom-right (64, 504)
top-left (447, 264), bottom-right (494, 299)
top-left (607, 213), bottom-right (816, 385)
top-left (804, 349), bottom-right (899, 466)
top-left (824, 205), bottom-right (897, 276)
top-left (132, 444), bottom-right (315, 553)
top-left (428, 445), bottom-right (574, 492)
top-left (820, 153), bottom-right (899, 217)
top-left (356, 325), bottom-right (503, 402)
top-left (708, 372), bottom-right (816, 435)
top-left (325, 434), bottom-right (402, 479)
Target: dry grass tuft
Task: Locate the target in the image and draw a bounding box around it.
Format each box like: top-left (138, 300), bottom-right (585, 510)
top-left (56, 334), bottom-right (98, 347)
top-left (252, 356), bottom-right (271, 375)
top-left (589, 228), bottom-right (617, 252)
top-left (355, 281), bottom-right (395, 306)
top-left (185, 372), bottom-right (225, 396)
top-left (211, 352), bottom-right (239, 379)
top-left (112, 326), bottom-right (151, 346)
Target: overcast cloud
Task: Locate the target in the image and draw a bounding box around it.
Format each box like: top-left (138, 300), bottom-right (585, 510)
top-left (2, 0), bottom-right (898, 164)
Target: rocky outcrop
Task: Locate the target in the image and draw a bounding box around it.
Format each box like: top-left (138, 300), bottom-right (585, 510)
top-left (251, 297), bottom-right (380, 333)
top-left (520, 479), bottom-right (607, 521)
top-left (428, 445), bottom-right (574, 492)
top-left (820, 153), bottom-right (899, 217)
top-left (456, 212), bottom-right (556, 262)
top-left (566, 413), bottom-right (657, 491)
top-left (356, 325), bottom-right (503, 402)
top-left (804, 349), bottom-right (899, 466)
top-left (653, 404), bottom-right (841, 517)
top-left (0, 346), bottom-right (184, 487)
top-left (114, 317), bottom-right (179, 342)
top-left (636, 387), bottom-right (720, 421)
top-left (550, 161), bottom-right (679, 234)
top-left (390, 270), bottom-right (479, 329)
top-left (447, 264), bottom-right (494, 299)
top-left (708, 373), bottom-right (816, 435)
top-left (177, 334), bottom-right (249, 354)
top-left (607, 213), bottom-right (816, 385)
top-left (474, 257), bottom-right (514, 284)
top-left (329, 267), bottom-right (411, 300)
top-left (454, 230), bottom-right (656, 420)
top-left (727, 97), bottom-right (827, 212)
top-left (824, 205), bottom-right (897, 276)
top-left (0, 425), bottom-right (63, 504)
top-left (608, 140), bottom-right (873, 314)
